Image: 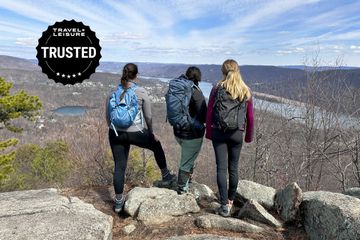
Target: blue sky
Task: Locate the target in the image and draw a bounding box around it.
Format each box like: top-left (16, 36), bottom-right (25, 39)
top-left (0, 0), bottom-right (360, 66)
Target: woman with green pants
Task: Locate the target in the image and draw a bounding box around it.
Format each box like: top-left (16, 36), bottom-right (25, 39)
top-left (173, 66), bottom-right (207, 194)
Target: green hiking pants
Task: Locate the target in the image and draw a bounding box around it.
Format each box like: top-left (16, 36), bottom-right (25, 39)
top-left (175, 137), bottom-right (203, 191)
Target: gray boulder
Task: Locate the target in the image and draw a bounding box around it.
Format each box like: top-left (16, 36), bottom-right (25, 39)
top-left (210, 201), bottom-right (221, 210)
top-left (168, 234), bottom-right (253, 240)
top-left (123, 224), bottom-right (136, 235)
top-left (189, 182), bottom-right (217, 200)
top-left (238, 199), bottom-right (282, 228)
top-left (236, 180), bottom-right (276, 209)
top-left (0, 188), bottom-right (113, 240)
top-left (124, 187), bottom-right (200, 225)
top-left (344, 187), bottom-right (360, 199)
top-left (124, 187), bottom-right (177, 216)
top-left (195, 214), bottom-right (264, 233)
top-left (274, 182), bottom-right (303, 222)
top-left (301, 191), bottom-right (360, 240)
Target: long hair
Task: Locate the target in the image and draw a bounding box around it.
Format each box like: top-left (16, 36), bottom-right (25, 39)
top-left (120, 63), bottom-right (138, 88)
top-left (219, 59), bottom-right (251, 101)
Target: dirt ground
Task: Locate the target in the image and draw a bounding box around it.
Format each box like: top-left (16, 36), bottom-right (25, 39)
top-left (61, 185), bottom-right (309, 240)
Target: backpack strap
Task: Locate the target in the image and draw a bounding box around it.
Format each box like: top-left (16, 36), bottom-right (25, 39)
top-left (193, 84), bottom-right (201, 92)
top-left (115, 83), bottom-right (138, 105)
top-left (114, 85), bottom-right (123, 106)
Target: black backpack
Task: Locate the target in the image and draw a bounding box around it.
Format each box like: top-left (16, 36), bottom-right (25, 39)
top-left (213, 86), bottom-right (247, 131)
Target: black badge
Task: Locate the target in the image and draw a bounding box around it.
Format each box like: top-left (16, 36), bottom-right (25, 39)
top-left (36, 19), bottom-right (101, 85)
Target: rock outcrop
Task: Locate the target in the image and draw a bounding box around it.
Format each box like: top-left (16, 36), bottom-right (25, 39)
top-left (124, 187), bottom-right (200, 225)
top-left (301, 191), bottom-right (360, 240)
top-left (168, 234), bottom-right (253, 240)
top-left (275, 182), bottom-right (303, 222)
top-left (238, 199), bottom-right (282, 228)
top-left (195, 214), bottom-right (264, 233)
top-left (0, 188), bottom-right (113, 240)
top-left (236, 180), bottom-right (276, 209)
top-left (344, 187), bottom-right (360, 199)
top-left (189, 181), bottom-right (217, 200)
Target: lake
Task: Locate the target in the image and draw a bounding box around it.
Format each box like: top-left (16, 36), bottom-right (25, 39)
top-left (53, 106), bottom-right (86, 116)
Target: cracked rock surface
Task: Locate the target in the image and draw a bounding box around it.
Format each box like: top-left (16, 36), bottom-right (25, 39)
top-left (0, 188), bottom-right (113, 240)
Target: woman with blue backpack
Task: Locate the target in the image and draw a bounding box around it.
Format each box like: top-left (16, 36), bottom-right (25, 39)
top-left (106, 63), bottom-right (175, 213)
top-left (206, 59), bottom-right (254, 217)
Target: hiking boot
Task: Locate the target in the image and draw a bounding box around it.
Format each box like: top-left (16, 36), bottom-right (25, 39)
top-left (113, 196), bottom-right (125, 213)
top-left (164, 171), bottom-right (176, 181)
top-left (153, 172), bottom-right (177, 189)
top-left (177, 170), bottom-right (190, 193)
top-left (188, 173), bottom-right (193, 184)
top-left (177, 188), bottom-right (187, 195)
top-left (216, 204), bottom-right (231, 217)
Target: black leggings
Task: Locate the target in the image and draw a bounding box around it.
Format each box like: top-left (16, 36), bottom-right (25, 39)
top-left (109, 129), bottom-right (167, 194)
top-left (212, 128), bottom-right (243, 205)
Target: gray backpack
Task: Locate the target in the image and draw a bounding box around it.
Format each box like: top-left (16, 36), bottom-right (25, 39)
top-left (165, 75), bottom-right (201, 130)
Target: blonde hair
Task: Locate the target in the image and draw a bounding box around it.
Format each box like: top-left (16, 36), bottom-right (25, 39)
top-left (219, 59), bottom-right (251, 101)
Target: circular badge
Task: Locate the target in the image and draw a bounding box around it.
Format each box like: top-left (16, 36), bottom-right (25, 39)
top-left (36, 19), bottom-right (101, 85)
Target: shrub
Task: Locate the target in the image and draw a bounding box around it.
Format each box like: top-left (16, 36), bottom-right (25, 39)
top-left (31, 141), bottom-right (72, 185)
top-left (126, 147), bottom-right (161, 186)
top-left (2, 141), bottom-right (73, 191)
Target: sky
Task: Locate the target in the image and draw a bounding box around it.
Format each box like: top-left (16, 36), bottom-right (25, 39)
top-left (0, 0), bottom-right (359, 66)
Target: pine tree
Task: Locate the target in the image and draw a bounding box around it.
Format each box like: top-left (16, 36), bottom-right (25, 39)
top-left (0, 77), bottom-right (42, 185)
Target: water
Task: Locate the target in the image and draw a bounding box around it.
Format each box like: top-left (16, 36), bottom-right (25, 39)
top-left (139, 76), bottom-right (214, 97)
top-left (140, 76), bottom-right (359, 129)
top-left (53, 106), bottom-right (86, 116)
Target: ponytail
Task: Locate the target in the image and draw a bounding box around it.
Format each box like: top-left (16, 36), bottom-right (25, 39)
top-left (120, 63), bottom-right (138, 88)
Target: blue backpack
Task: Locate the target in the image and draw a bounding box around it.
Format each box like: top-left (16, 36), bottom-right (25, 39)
top-left (108, 84), bottom-right (139, 131)
top-left (165, 75), bottom-right (201, 130)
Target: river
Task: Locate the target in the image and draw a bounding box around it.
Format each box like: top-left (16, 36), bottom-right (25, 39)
top-left (140, 76), bottom-right (359, 129)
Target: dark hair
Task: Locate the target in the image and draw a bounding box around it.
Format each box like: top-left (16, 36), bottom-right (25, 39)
top-left (186, 66), bottom-right (201, 85)
top-left (121, 63), bottom-right (138, 88)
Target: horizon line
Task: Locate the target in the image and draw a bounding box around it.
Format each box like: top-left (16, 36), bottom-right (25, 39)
top-left (1, 54), bottom-right (359, 68)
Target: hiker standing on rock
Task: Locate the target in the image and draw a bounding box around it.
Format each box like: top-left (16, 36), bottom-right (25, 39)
top-left (106, 63), bottom-right (175, 213)
top-left (166, 66), bottom-right (207, 194)
top-left (206, 59), bottom-right (254, 217)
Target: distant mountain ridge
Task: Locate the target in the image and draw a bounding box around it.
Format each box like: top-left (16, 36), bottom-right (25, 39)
top-left (280, 65), bottom-right (359, 71)
top-left (0, 55), bottom-right (40, 71)
top-left (1, 55), bottom-right (359, 99)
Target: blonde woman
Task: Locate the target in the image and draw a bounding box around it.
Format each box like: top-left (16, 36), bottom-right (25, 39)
top-left (206, 59), bottom-right (254, 217)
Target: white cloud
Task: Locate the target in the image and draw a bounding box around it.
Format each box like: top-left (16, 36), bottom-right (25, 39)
top-left (103, 0), bottom-right (152, 34)
top-left (0, 1), bottom-right (63, 24)
top-left (101, 32), bottom-right (146, 42)
top-left (0, 21), bottom-right (38, 36)
top-left (329, 31), bottom-right (360, 41)
top-left (233, 0), bottom-right (320, 30)
top-left (306, 1), bottom-right (360, 27)
top-left (15, 37), bottom-right (37, 46)
top-left (276, 47), bottom-right (305, 55)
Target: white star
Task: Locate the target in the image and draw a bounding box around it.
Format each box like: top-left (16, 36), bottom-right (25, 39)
top-left (67, 75), bottom-right (71, 78)
top-left (56, 72), bottom-right (60, 76)
top-left (62, 74), bottom-right (65, 78)
top-left (72, 74), bottom-right (76, 77)
top-left (78, 72), bottom-right (81, 76)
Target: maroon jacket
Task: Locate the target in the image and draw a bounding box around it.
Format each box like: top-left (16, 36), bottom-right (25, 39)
top-left (205, 86), bottom-right (254, 143)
